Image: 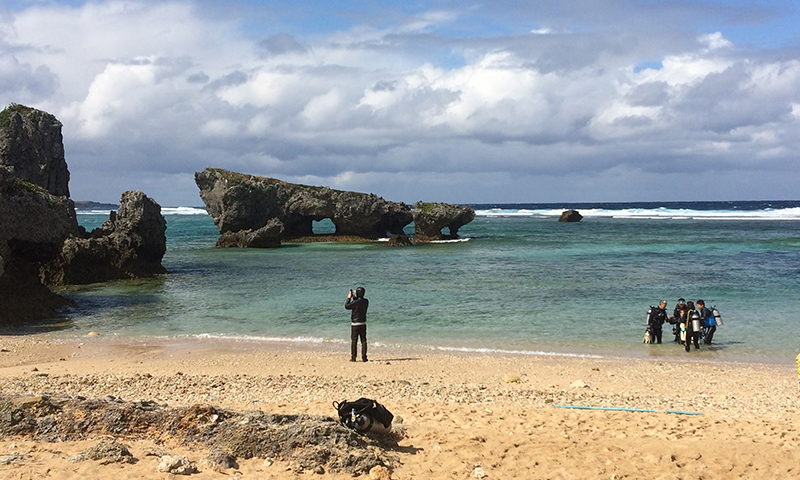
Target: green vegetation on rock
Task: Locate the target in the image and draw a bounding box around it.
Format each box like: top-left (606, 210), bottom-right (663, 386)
top-left (0, 103), bottom-right (37, 130)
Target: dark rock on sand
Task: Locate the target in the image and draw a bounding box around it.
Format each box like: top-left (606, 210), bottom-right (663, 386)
top-left (207, 448), bottom-right (240, 471)
top-left (0, 394), bottom-right (398, 476)
top-left (71, 441), bottom-right (135, 465)
top-left (558, 209), bottom-right (583, 222)
top-left (411, 201), bottom-right (475, 242)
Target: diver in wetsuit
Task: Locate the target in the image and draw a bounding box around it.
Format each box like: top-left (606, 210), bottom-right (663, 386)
top-left (647, 300), bottom-right (668, 344)
top-left (696, 299), bottom-right (716, 345)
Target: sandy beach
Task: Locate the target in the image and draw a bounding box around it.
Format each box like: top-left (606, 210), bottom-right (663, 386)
top-left (0, 335), bottom-right (799, 479)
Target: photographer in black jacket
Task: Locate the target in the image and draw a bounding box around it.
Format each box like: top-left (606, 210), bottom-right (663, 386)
top-left (345, 287), bottom-right (369, 362)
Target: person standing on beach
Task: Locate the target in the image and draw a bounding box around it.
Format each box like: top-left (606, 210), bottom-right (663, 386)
top-left (648, 300), bottom-right (668, 344)
top-left (346, 287), bottom-right (369, 362)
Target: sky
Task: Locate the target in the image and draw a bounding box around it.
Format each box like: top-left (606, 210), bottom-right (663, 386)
top-left (2, 0), bottom-right (800, 206)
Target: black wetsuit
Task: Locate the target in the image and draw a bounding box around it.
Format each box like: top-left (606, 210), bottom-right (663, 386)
top-left (345, 296), bottom-right (369, 361)
top-left (648, 307), bottom-right (668, 344)
top-left (685, 309), bottom-right (701, 351)
top-left (671, 305), bottom-right (686, 343)
top-left (698, 307), bottom-right (715, 344)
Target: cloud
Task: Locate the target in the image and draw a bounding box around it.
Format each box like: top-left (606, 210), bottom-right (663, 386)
top-left (1, 0), bottom-right (799, 205)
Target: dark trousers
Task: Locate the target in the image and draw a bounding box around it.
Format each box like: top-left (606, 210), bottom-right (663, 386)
top-left (704, 326), bottom-right (716, 344)
top-left (351, 324), bottom-right (367, 361)
top-left (650, 328), bottom-right (662, 344)
top-left (685, 329), bottom-right (700, 351)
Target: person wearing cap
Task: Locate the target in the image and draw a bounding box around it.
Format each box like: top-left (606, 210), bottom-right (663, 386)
top-left (647, 300), bottom-right (668, 344)
top-left (345, 286), bottom-right (369, 362)
top-left (670, 298), bottom-right (687, 344)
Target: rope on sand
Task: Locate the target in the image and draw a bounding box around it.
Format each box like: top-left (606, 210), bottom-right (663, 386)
top-left (554, 405), bottom-right (702, 415)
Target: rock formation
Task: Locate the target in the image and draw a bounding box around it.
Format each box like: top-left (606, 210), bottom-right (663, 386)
top-left (0, 167), bottom-right (79, 324)
top-left (558, 209), bottom-right (583, 222)
top-left (411, 201), bottom-right (475, 241)
top-left (0, 104), bottom-right (70, 197)
top-left (42, 190), bottom-right (168, 286)
top-left (386, 234), bottom-right (413, 247)
top-left (0, 394), bottom-right (399, 476)
top-left (195, 168), bottom-right (414, 245)
top-left (0, 104), bottom-right (168, 324)
top-left (195, 168), bottom-right (476, 247)
top-left (215, 217), bottom-right (283, 248)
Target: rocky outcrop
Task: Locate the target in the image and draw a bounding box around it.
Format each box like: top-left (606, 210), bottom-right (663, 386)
top-left (0, 104), bottom-right (168, 324)
top-left (558, 209), bottom-right (583, 222)
top-left (216, 218), bottom-right (284, 248)
top-left (0, 394), bottom-right (399, 476)
top-left (0, 166), bottom-right (78, 324)
top-left (386, 234), bottom-right (413, 247)
top-left (195, 168), bottom-right (477, 246)
top-left (412, 201), bottom-right (475, 241)
top-left (42, 190), bottom-right (168, 286)
top-left (0, 104), bottom-right (70, 197)
top-left (195, 168), bottom-right (414, 243)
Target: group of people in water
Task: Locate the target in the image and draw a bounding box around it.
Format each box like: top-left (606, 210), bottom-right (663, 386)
top-left (645, 298), bottom-right (721, 352)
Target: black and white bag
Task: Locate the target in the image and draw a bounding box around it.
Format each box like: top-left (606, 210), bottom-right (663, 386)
top-left (333, 397), bottom-right (393, 434)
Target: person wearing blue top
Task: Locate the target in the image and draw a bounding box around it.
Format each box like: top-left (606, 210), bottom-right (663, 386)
top-left (696, 299), bottom-right (716, 345)
top-left (345, 287), bottom-right (369, 362)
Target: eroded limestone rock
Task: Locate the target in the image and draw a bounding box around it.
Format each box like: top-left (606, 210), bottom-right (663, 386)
top-left (195, 168), bottom-right (476, 246)
top-left (411, 201), bottom-right (475, 241)
top-left (0, 104), bottom-right (70, 196)
top-left (42, 190), bottom-right (167, 285)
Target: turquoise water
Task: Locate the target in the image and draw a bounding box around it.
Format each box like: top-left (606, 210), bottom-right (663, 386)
top-left (41, 203), bottom-right (800, 364)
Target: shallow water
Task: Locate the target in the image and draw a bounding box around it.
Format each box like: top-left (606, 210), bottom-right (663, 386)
top-left (26, 201), bottom-right (800, 365)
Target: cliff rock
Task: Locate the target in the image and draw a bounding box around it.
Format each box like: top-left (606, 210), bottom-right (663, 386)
top-left (0, 166), bottom-right (78, 324)
top-left (0, 104), bottom-right (70, 197)
top-left (42, 190), bottom-right (168, 286)
top-left (195, 168), bottom-right (413, 243)
top-left (412, 201), bottom-right (475, 241)
top-left (0, 104), bottom-right (169, 324)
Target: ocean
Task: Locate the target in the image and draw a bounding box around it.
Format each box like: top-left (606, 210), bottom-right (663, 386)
top-left (29, 201), bottom-right (800, 365)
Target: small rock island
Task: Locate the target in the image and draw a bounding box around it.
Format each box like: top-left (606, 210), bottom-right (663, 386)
top-left (195, 168), bottom-right (475, 247)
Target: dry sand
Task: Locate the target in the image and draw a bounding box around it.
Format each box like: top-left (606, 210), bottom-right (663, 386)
top-left (0, 335), bottom-right (799, 479)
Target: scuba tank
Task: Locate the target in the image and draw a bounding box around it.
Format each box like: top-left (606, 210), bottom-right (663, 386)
top-left (690, 312), bottom-right (702, 333)
top-left (646, 307), bottom-right (652, 325)
top-left (712, 308), bottom-right (723, 326)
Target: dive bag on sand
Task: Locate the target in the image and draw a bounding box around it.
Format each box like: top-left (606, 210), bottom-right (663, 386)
top-left (334, 398), bottom-right (393, 433)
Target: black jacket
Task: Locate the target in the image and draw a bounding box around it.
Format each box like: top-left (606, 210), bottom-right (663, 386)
top-left (649, 307), bottom-right (667, 329)
top-left (345, 297), bottom-right (369, 325)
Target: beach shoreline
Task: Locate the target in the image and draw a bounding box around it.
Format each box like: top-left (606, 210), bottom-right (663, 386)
top-left (1, 334), bottom-right (799, 478)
